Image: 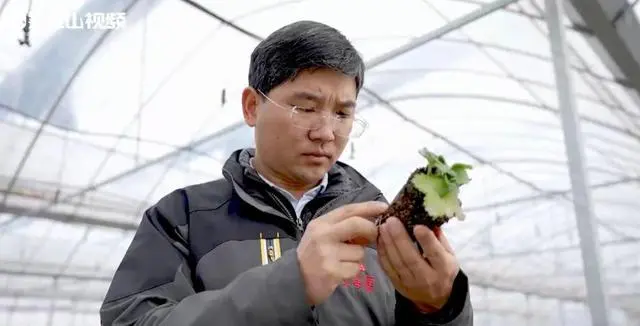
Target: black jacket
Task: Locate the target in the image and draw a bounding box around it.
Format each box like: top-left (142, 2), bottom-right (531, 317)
top-left (100, 148), bottom-right (473, 325)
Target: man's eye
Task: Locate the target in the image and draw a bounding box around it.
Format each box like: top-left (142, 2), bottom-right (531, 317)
top-left (296, 107), bottom-right (315, 113)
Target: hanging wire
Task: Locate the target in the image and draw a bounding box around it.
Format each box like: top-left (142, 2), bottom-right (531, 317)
top-left (18, 0), bottom-right (32, 47)
top-left (349, 141), bottom-right (356, 159)
top-left (611, 0), bottom-right (639, 25)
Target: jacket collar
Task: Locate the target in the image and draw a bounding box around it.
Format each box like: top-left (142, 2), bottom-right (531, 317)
top-left (223, 148), bottom-right (369, 195)
top-left (221, 148), bottom-right (383, 223)
top-left (248, 157), bottom-right (328, 201)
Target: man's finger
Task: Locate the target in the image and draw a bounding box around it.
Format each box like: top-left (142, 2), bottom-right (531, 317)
top-left (334, 261), bottom-right (362, 281)
top-left (434, 227), bottom-right (455, 254)
top-left (346, 236), bottom-right (371, 246)
top-left (377, 236), bottom-right (401, 283)
top-left (335, 243), bottom-right (366, 262)
top-left (380, 219), bottom-right (417, 283)
top-left (414, 225), bottom-right (448, 266)
top-left (332, 216), bottom-right (378, 243)
top-left (386, 218), bottom-right (433, 281)
top-left (322, 201), bottom-right (388, 224)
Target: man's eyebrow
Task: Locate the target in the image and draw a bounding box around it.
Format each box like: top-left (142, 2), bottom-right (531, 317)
top-left (290, 91), bottom-right (356, 108)
top-left (291, 91), bottom-right (322, 102)
top-left (339, 100), bottom-right (357, 109)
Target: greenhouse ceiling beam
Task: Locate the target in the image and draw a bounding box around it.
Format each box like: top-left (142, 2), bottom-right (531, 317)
top-left (566, 0), bottom-right (640, 101)
top-left (4, 168), bottom-right (635, 233)
top-left (465, 175), bottom-right (640, 212)
top-left (11, 0), bottom-right (627, 237)
top-left (0, 0), bottom-right (145, 210)
top-left (0, 202), bottom-right (137, 230)
top-left (1, 122), bottom-right (244, 230)
top-left (0, 0), bottom-right (517, 230)
top-left (547, 0), bottom-right (611, 325)
top-left (0, 0), bottom-right (8, 22)
top-left (2, 0), bottom-right (632, 245)
top-left (365, 93), bottom-right (640, 142)
top-left (469, 277), bottom-right (583, 302)
top-left (471, 276), bottom-right (640, 310)
top-left (181, 0), bottom-right (519, 69)
top-left (459, 236), bottom-right (639, 262)
top-left (0, 265), bottom-right (113, 282)
top-left (361, 91), bottom-right (634, 241)
top-left (0, 289), bottom-right (104, 302)
top-left (0, 305), bottom-right (95, 314)
top-left (362, 0), bottom-right (520, 69)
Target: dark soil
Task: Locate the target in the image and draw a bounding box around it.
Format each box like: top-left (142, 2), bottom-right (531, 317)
top-left (376, 167), bottom-right (451, 242)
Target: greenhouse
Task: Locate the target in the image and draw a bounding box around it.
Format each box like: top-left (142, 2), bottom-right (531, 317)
top-left (0, 0), bottom-right (639, 325)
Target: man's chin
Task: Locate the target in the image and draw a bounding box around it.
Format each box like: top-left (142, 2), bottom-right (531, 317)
top-left (300, 154), bottom-right (332, 165)
top-left (294, 166), bottom-right (329, 184)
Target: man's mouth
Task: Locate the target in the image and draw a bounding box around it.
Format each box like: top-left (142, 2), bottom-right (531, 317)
top-left (302, 152), bottom-right (331, 160)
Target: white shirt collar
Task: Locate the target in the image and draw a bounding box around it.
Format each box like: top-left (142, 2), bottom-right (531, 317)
top-left (249, 158), bottom-right (328, 201)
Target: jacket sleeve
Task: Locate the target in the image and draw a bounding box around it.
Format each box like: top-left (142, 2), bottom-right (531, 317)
top-left (394, 271), bottom-right (474, 325)
top-left (100, 191), bottom-right (312, 326)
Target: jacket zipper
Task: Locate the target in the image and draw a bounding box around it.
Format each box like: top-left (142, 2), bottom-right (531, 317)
top-left (267, 191), bottom-right (302, 229)
top-left (266, 238), bottom-right (276, 263)
top-left (240, 171), bottom-right (300, 234)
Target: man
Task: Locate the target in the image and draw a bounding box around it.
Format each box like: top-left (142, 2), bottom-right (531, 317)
top-left (100, 20), bottom-right (473, 326)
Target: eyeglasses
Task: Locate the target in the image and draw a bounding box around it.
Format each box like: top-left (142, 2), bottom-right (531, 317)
top-left (257, 89), bottom-right (367, 138)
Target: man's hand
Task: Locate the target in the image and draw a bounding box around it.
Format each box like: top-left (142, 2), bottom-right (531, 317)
top-left (377, 217), bottom-right (459, 312)
top-left (297, 201), bottom-right (388, 306)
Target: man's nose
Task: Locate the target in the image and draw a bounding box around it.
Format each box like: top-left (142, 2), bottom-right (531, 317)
top-left (309, 115), bottom-right (336, 141)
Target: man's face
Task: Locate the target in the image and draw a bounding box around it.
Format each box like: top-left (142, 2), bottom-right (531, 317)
top-left (242, 68), bottom-right (358, 186)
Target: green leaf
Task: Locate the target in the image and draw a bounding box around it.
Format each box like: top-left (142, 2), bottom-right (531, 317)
top-left (418, 147), bottom-right (473, 193)
top-left (451, 163), bottom-right (472, 186)
top-left (413, 173), bottom-right (449, 197)
top-left (411, 173), bottom-right (464, 219)
top-left (411, 148), bottom-right (471, 221)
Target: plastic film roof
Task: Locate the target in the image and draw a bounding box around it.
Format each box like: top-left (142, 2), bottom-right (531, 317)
top-left (1, 0), bottom-right (639, 324)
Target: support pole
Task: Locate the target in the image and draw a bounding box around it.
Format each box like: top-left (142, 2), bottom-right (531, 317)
top-left (545, 0), bottom-right (611, 325)
top-left (525, 294), bottom-right (531, 326)
top-left (484, 287), bottom-right (492, 326)
top-left (558, 300), bottom-right (566, 326)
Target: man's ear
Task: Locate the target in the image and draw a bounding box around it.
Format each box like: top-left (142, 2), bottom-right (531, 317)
top-left (242, 87), bottom-right (259, 127)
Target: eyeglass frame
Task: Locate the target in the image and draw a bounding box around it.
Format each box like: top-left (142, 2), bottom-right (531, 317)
top-left (256, 88), bottom-right (368, 139)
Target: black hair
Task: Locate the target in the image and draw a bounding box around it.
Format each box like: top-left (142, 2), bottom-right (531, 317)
top-left (248, 20), bottom-right (365, 96)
